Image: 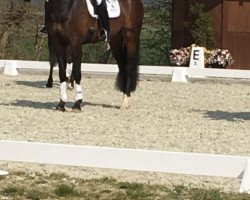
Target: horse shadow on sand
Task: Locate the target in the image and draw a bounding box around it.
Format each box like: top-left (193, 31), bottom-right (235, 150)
top-left (0, 100), bottom-right (119, 110)
top-left (193, 109), bottom-right (250, 121)
top-left (15, 80), bottom-right (59, 89)
top-left (11, 81), bottom-right (119, 109)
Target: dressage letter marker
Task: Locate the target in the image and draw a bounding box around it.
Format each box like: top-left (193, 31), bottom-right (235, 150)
top-left (189, 47), bottom-right (205, 69)
top-left (171, 67), bottom-right (188, 83)
top-left (189, 47), bottom-right (205, 78)
top-left (4, 61), bottom-right (18, 76)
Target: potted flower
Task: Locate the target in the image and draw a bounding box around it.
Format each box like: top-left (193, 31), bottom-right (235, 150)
top-left (169, 45), bottom-right (234, 68)
top-left (169, 47), bottom-right (191, 66)
top-left (206, 49), bottom-right (234, 68)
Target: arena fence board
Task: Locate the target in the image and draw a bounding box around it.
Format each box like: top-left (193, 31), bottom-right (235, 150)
top-left (0, 140), bottom-right (250, 193)
top-left (0, 59), bottom-right (250, 79)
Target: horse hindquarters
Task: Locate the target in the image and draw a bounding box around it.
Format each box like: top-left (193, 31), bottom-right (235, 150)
top-left (109, 0), bottom-right (144, 109)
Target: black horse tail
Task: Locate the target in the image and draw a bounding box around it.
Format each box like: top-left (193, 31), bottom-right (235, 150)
top-left (115, 45), bottom-right (140, 93)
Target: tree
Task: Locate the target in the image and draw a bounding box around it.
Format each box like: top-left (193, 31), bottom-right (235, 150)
top-left (0, 0), bottom-right (34, 58)
top-left (141, 0), bottom-right (172, 65)
top-left (190, 3), bottom-right (214, 49)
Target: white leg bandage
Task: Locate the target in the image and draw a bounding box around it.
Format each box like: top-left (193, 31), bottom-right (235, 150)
top-left (96, 0), bottom-right (102, 5)
top-left (60, 81), bottom-right (68, 102)
top-left (75, 83), bottom-right (83, 101)
top-left (66, 63), bottom-right (72, 78)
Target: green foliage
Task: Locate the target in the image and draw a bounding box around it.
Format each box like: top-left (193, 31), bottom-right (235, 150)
top-left (25, 189), bottom-right (49, 200)
top-left (190, 3), bottom-right (215, 49)
top-left (54, 183), bottom-right (80, 197)
top-left (1, 172), bottom-right (250, 200)
top-left (141, 0), bottom-right (172, 65)
top-left (118, 182), bottom-right (153, 199)
top-left (172, 184), bottom-right (186, 196)
top-left (3, 186), bottom-right (25, 196)
top-left (82, 42), bottom-right (112, 63)
top-left (190, 188), bottom-right (223, 200)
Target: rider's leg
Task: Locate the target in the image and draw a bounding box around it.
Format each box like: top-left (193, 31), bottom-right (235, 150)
top-left (97, 0), bottom-right (111, 42)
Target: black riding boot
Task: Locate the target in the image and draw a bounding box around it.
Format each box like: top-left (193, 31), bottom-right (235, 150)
top-left (97, 0), bottom-right (111, 42)
top-left (40, 1), bottom-right (49, 35)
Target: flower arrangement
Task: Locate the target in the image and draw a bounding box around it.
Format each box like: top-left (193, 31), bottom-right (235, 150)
top-left (169, 44), bottom-right (234, 68)
top-left (206, 49), bottom-right (234, 68)
top-left (169, 47), bottom-right (191, 66)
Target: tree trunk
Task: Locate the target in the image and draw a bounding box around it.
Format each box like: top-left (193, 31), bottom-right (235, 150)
top-left (0, 25), bottom-right (14, 58)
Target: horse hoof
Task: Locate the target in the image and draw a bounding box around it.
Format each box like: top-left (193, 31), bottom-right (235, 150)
top-left (71, 108), bottom-right (81, 113)
top-left (72, 100), bottom-right (82, 112)
top-left (56, 105), bottom-right (66, 112)
top-left (120, 104), bottom-right (131, 110)
top-left (46, 83), bottom-right (53, 88)
top-left (72, 105), bottom-right (81, 112)
top-left (120, 95), bottom-right (131, 110)
top-left (120, 101), bottom-right (130, 110)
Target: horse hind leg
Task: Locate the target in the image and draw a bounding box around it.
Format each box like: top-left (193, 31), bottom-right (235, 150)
top-left (111, 33), bottom-right (139, 109)
top-left (46, 41), bottom-right (58, 88)
top-left (121, 56), bottom-right (139, 109)
top-left (121, 36), bottom-right (140, 109)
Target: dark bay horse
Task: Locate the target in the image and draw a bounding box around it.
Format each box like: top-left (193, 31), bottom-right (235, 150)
top-left (47, 0), bottom-right (144, 111)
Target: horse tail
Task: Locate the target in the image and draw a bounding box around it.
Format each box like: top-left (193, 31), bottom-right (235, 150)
top-left (115, 45), bottom-right (140, 93)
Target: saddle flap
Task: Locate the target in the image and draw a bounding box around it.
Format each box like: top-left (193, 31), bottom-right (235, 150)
top-left (86, 0), bottom-right (121, 19)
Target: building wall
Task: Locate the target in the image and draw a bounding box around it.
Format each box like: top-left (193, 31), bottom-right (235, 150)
top-left (222, 0), bottom-right (250, 69)
top-left (171, 0), bottom-right (250, 69)
top-left (171, 0), bottom-right (222, 49)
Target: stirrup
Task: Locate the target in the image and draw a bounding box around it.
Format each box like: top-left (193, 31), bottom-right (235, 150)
top-left (103, 30), bottom-right (111, 42)
top-left (38, 25), bottom-right (48, 37)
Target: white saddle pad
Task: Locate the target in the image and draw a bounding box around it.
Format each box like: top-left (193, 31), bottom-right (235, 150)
top-left (86, 0), bottom-right (121, 19)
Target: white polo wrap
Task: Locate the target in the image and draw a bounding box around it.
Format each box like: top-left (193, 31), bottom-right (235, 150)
top-left (75, 83), bottom-right (83, 101)
top-left (60, 81), bottom-right (68, 102)
top-left (66, 63), bottom-right (72, 78)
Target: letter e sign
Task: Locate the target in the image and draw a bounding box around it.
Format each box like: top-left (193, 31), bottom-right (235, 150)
top-left (193, 50), bottom-right (200, 60)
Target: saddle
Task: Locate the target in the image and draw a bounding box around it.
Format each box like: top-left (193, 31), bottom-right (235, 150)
top-left (86, 0), bottom-right (120, 18)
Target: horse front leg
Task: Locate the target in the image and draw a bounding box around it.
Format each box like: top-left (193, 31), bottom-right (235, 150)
top-left (46, 65), bottom-right (54, 88)
top-left (66, 63), bottom-right (74, 90)
top-left (56, 56), bottom-right (68, 112)
top-left (71, 42), bottom-right (83, 112)
top-left (46, 36), bottom-right (58, 88)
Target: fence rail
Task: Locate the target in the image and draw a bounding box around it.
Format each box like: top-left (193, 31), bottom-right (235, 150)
top-left (0, 140), bottom-right (250, 193)
top-left (1, 59), bottom-right (250, 79)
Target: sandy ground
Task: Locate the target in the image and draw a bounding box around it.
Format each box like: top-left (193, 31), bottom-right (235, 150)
top-left (0, 71), bottom-right (249, 192)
